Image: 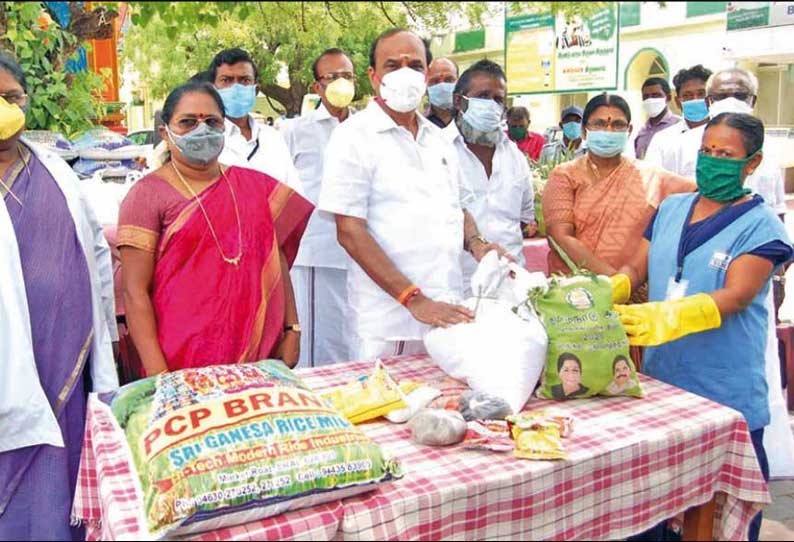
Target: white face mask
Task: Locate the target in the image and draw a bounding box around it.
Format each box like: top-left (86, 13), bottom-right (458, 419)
top-left (642, 97), bottom-right (667, 118)
top-left (709, 96), bottom-right (754, 117)
top-left (378, 67), bottom-right (427, 113)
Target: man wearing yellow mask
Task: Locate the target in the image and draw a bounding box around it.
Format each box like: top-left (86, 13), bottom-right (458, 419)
top-left (282, 48), bottom-right (356, 367)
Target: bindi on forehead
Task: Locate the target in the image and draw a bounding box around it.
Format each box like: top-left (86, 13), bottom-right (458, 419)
top-left (175, 113), bottom-right (218, 119)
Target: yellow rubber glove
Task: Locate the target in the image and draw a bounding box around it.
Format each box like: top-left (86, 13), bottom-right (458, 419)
top-left (609, 274), bottom-right (632, 304)
top-left (613, 293), bottom-right (721, 346)
top-left (0, 96), bottom-right (25, 140)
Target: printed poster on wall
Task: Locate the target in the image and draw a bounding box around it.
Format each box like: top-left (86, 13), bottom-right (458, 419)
top-left (505, 3), bottom-right (620, 94)
top-left (727, 2), bottom-right (794, 31)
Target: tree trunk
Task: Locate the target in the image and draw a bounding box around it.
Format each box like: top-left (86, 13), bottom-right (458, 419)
top-left (0, 3), bottom-right (8, 50)
top-left (260, 80), bottom-right (307, 116)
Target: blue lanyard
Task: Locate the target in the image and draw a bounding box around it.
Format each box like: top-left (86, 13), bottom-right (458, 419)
top-left (674, 195), bottom-right (757, 282)
top-left (675, 195), bottom-right (700, 283)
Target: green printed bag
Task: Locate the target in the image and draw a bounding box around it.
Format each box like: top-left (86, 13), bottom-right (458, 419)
top-left (528, 240), bottom-right (642, 400)
top-left (98, 360), bottom-right (401, 539)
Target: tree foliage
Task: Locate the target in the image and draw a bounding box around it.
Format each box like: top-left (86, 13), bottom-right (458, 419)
top-left (124, 1), bottom-right (623, 115)
top-left (123, 1), bottom-right (494, 114)
top-left (509, 2), bottom-right (612, 18)
top-left (0, 2), bottom-right (115, 136)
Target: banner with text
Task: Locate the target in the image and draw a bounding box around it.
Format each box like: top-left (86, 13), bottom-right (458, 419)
top-left (727, 2), bottom-right (794, 31)
top-left (505, 3), bottom-right (620, 94)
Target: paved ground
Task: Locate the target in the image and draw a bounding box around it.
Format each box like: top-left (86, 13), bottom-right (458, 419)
top-left (760, 413), bottom-right (794, 540)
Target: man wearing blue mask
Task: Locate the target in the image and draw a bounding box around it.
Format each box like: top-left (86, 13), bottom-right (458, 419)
top-left (443, 59), bottom-right (534, 296)
top-left (209, 48), bottom-right (302, 194)
top-left (425, 57), bottom-right (459, 128)
top-left (540, 106), bottom-right (586, 163)
top-left (645, 64), bottom-right (712, 169)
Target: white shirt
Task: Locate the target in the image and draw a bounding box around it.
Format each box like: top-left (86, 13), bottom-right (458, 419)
top-left (444, 123), bottom-right (534, 290)
top-left (282, 104), bottom-right (348, 269)
top-left (644, 119), bottom-right (690, 170)
top-left (1, 142), bottom-right (118, 454)
top-left (660, 123), bottom-right (787, 214)
top-left (218, 116), bottom-right (303, 194)
top-left (319, 101), bottom-right (468, 341)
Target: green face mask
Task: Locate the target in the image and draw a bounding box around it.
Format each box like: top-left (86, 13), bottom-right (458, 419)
top-left (695, 151), bottom-right (756, 202)
top-left (508, 125), bottom-right (527, 141)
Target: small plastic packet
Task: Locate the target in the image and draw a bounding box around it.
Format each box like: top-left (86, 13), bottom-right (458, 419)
top-left (462, 420), bottom-right (513, 452)
top-left (385, 385), bottom-right (442, 424)
top-left (321, 360), bottom-right (409, 424)
top-left (458, 390), bottom-right (513, 422)
top-left (506, 410), bottom-right (574, 460)
top-left (408, 409), bottom-right (468, 446)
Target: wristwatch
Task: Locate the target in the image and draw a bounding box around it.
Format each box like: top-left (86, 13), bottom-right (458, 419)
top-left (465, 234), bottom-right (489, 254)
top-left (284, 323), bottom-right (302, 333)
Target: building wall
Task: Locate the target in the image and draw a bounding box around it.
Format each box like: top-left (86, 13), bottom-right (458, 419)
top-left (436, 2), bottom-right (792, 139)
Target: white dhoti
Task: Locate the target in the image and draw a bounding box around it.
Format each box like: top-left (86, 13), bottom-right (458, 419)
top-left (350, 337), bottom-right (427, 362)
top-left (763, 290), bottom-right (794, 479)
top-left (291, 265), bottom-right (350, 368)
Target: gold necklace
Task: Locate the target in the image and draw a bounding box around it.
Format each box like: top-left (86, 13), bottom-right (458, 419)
top-left (171, 162), bottom-right (243, 266)
top-left (0, 144), bottom-right (28, 207)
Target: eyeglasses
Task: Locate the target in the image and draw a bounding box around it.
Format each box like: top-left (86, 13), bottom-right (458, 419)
top-left (317, 72), bottom-right (356, 83)
top-left (0, 92), bottom-right (28, 107)
top-left (709, 92), bottom-right (753, 103)
top-left (172, 116), bottom-right (225, 131)
top-left (586, 119), bottom-right (630, 132)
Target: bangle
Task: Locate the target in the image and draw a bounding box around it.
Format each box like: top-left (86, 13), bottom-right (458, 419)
top-left (398, 284), bottom-right (421, 306)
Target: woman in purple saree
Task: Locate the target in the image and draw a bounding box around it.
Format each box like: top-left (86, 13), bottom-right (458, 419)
top-left (0, 54), bottom-right (118, 540)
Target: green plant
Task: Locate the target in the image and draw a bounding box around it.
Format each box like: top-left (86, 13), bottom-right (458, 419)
top-left (0, 2), bottom-right (115, 136)
top-left (529, 145), bottom-right (576, 237)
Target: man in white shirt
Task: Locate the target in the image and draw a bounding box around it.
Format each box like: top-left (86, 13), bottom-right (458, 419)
top-left (443, 59), bottom-right (534, 296)
top-left (645, 64), bottom-right (713, 168)
top-left (208, 48), bottom-right (302, 192)
top-left (282, 48), bottom-right (356, 367)
top-left (319, 28), bottom-right (507, 361)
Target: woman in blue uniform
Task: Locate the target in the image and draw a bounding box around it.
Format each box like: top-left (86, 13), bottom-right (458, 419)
top-left (613, 112), bottom-right (792, 542)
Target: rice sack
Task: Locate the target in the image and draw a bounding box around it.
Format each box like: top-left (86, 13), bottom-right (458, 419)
top-left (529, 273), bottom-right (642, 400)
top-left (98, 360), bottom-right (400, 539)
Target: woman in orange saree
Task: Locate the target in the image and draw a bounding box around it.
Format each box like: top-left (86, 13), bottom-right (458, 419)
top-left (543, 94), bottom-right (695, 284)
top-left (542, 94), bottom-right (694, 369)
top-left (118, 82), bottom-right (312, 375)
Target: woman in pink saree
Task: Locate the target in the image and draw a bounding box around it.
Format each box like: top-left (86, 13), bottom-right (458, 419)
top-left (118, 82), bottom-right (312, 375)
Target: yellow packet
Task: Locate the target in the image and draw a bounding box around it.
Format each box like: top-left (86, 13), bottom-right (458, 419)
top-left (506, 412), bottom-right (570, 460)
top-left (321, 361), bottom-right (409, 424)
